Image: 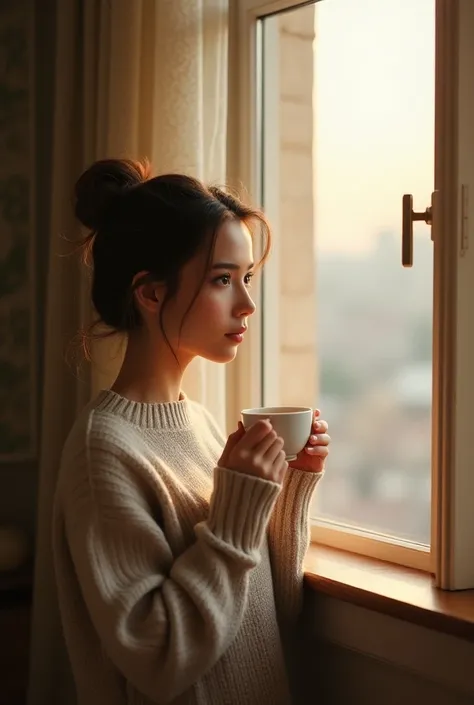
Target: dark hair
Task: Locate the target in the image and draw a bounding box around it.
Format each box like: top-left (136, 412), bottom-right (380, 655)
top-left (73, 158), bottom-right (271, 358)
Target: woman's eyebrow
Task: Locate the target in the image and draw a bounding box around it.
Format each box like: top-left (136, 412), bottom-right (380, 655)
top-left (211, 262), bottom-right (254, 270)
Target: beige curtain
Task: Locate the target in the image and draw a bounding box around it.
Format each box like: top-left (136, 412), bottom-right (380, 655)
top-left (27, 1), bottom-right (229, 703)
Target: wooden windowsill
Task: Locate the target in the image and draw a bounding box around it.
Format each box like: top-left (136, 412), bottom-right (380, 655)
top-left (304, 544), bottom-right (474, 642)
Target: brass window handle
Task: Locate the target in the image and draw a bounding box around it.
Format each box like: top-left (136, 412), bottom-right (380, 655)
top-left (402, 194), bottom-right (433, 267)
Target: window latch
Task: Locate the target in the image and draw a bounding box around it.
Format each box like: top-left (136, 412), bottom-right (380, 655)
top-left (402, 192), bottom-right (436, 267)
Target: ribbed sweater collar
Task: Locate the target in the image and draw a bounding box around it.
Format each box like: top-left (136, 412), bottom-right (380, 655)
top-left (94, 389), bottom-right (192, 430)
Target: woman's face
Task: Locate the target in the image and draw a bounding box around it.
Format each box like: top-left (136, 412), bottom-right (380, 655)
top-left (158, 218), bottom-right (257, 365)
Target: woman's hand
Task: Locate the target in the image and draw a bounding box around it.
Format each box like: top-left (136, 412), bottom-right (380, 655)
top-left (288, 409), bottom-right (330, 474)
top-left (219, 420), bottom-right (288, 484)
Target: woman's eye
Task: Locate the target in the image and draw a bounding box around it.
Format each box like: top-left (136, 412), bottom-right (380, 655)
top-left (213, 271), bottom-right (254, 287)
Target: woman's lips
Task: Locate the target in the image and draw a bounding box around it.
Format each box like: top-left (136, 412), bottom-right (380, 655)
top-left (225, 333), bottom-right (244, 343)
top-left (225, 327), bottom-right (246, 343)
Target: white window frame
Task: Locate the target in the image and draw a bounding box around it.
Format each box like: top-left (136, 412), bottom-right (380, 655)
top-left (227, 0), bottom-right (474, 589)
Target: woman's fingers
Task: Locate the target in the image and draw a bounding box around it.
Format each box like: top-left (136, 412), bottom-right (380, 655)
top-left (253, 428), bottom-right (280, 457)
top-left (236, 419), bottom-right (273, 449)
top-left (263, 435), bottom-right (285, 463)
top-left (305, 444), bottom-right (330, 457)
top-left (308, 432), bottom-right (331, 446)
top-left (312, 419), bottom-right (328, 433)
top-left (219, 424), bottom-right (246, 465)
top-left (305, 430), bottom-right (330, 457)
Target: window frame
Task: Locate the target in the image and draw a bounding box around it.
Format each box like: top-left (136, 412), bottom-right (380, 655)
top-left (227, 0), bottom-right (474, 588)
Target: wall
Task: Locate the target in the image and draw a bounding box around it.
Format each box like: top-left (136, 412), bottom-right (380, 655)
top-left (300, 591), bottom-right (474, 704)
top-left (262, 4), bottom-right (318, 410)
top-left (0, 0), bottom-right (55, 553)
top-left (277, 6), bottom-right (318, 406)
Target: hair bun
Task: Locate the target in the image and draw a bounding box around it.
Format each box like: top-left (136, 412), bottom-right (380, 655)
top-left (74, 158), bottom-right (151, 231)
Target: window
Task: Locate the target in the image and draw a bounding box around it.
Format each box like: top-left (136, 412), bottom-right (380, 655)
top-left (228, 0), bottom-right (474, 589)
top-left (261, 0), bottom-right (435, 569)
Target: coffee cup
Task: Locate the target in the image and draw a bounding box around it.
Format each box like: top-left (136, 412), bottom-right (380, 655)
top-left (240, 406), bottom-right (313, 461)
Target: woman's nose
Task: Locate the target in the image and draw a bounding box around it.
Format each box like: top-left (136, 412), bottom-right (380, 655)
top-left (236, 290), bottom-right (256, 318)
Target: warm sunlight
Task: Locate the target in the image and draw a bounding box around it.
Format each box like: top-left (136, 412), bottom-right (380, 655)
top-left (314, 0), bottom-right (435, 253)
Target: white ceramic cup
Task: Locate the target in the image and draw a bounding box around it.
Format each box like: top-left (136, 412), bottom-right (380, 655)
top-left (240, 406), bottom-right (313, 461)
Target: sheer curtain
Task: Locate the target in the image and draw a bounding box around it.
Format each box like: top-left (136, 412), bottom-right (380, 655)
top-left (28, 1), bottom-right (229, 702)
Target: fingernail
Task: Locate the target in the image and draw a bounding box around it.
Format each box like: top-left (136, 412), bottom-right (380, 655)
top-left (310, 434), bottom-right (318, 444)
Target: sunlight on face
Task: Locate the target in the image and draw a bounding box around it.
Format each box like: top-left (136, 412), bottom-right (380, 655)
top-left (163, 218), bottom-right (257, 364)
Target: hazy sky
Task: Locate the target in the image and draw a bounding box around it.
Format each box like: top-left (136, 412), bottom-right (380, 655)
top-left (313, 0), bottom-right (435, 253)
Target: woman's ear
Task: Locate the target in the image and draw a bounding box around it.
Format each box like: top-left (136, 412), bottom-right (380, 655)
top-left (132, 271), bottom-right (165, 315)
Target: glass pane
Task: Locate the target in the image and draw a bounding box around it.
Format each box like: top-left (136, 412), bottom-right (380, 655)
top-left (260, 0), bottom-right (435, 544)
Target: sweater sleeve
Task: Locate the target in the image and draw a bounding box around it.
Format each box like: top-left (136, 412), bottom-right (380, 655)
top-left (61, 440), bottom-right (281, 704)
top-left (267, 468), bottom-right (324, 635)
top-left (198, 400), bottom-right (322, 629)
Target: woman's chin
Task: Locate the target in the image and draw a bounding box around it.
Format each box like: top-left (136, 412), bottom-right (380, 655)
top-left (202, 346), bottom-right (239, 364)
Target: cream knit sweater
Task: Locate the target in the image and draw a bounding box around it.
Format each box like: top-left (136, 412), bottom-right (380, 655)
top-left (53, 390), bottom-right (322, 705)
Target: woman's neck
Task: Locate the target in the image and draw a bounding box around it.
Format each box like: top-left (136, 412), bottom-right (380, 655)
top-left (111, 331), bottom-right (189, 404)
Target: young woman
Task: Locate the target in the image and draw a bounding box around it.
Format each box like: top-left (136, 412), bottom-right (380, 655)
top-left (53, 159), bottom-right (330, 705)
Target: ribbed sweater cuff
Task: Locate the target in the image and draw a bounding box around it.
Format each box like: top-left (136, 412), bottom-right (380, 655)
top-left (206, 467), bottom-right (281, 553)
top-left (282, 468), bottom-right (324, 510)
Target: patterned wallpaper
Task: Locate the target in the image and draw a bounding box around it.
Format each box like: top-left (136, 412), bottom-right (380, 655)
top-left (0, 0), bottom-right (34, 460)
